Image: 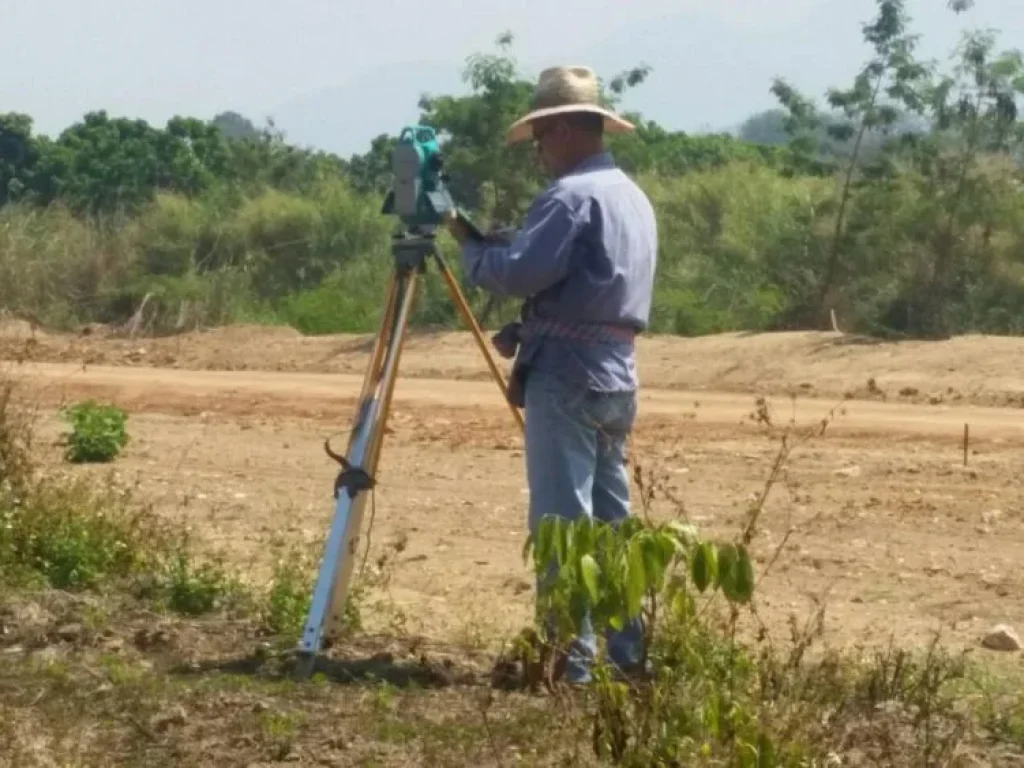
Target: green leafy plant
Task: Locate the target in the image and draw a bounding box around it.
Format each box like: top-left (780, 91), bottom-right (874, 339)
top-left (159, 549), bottom-right (244, 616)
top-left (0, 477), bottom-right (147, 590)
top-left (524, 512), bottom-right (766, 763)
top-left (261, 551), bottom-right (314, 640)
top-left (526, 515), bottom-right (754, 649)
top-left (60, 400), bottom-right (129, 463)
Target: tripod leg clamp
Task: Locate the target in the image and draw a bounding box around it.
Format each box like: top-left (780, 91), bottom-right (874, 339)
top-left (324, 437), bottom-right (377, 499)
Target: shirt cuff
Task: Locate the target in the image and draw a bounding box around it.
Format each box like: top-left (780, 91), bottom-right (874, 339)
top-left (460, 239), bottom-right (502, 288)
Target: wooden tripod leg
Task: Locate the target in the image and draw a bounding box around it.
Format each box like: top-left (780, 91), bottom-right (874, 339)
top-left (433, 253), bottom-right (525, 433)
top-left (357, 271), bottom-right (399, 403)
top-left (366, 269), bottom-right (420, 473)
top-left (343, 271), bottom-right (400, 449)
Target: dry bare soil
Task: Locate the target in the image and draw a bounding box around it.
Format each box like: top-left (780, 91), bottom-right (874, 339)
top-left (3, 320), bottom-right (1024, 765)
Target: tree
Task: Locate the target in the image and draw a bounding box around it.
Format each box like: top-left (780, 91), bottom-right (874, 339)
top-left (415, 34), bottom-right (654, 227)
top-left (41, 112), bottom-right (251, 214)
top-left (891, 29), bottom-right (1024, 336)
top-left (160, 117), bottom-right (235, 196)
top-left (346, 133), bottom-right (397, 196)
top-left (415, 32), bottom-right (540, 228)
top-left (609, 121), bottom-right (791, 178)
top-left (211, 111), bottom-right (260, 141)
top-left (410, 34), bottom-right (654, 324)
top-left (770, 0), bottom-right (933, 327)
top-left (48, 111), bottom-right (170, 214)
top-left (219, 118), bottom-right (348, 195)
top-left (0, 113), bottom-right (42, 205)
top-left (738, 109), bottom-right (792, 146)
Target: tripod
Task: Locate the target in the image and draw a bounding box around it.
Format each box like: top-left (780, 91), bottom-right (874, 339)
top-left (293, 226), bottom-right (523, 679)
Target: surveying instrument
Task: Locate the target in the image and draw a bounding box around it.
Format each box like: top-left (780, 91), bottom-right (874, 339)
top-left (293, 125), bottom-right (523, 678)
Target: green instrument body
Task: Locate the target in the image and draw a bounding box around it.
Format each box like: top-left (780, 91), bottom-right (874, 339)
top-left (381, 124), bottom-right (483, 240)
top-left (381, 125), bottom-right (451, 229)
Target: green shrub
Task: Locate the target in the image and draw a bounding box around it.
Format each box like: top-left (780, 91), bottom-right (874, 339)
top-left (261, 551), bottom-right (314, 639)
top-left (517, 418), bottom-right (976, 767)
top-left (277, 265), bottom-right (386, 335)
top-left (524, 514), bottom-right (774, 763)
top-left (0, 203), bottom-right (136, 329)
top-left (4, 133), bottom-right (1024, 339)
top-left (0, 475), bottom-right (148, 590)
top-left (60, 400), bottom-right (129, 463)
top-left (158, 548), bottom-right (246, 616)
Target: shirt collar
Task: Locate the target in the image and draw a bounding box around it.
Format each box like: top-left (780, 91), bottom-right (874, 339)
top-left (561, 150), bottom-right (615, 178)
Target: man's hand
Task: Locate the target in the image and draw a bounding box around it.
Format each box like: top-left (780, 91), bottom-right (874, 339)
top-left (490, 321), bottom-right (521, 359)
top-left (444, 209), bottom-right (470, 244)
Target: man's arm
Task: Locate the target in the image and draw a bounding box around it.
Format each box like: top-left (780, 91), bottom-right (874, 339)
top-left (446, 194), bottom-right (582, 298)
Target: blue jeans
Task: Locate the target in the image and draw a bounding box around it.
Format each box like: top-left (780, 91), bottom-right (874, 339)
top-left (523, 367), bottom-right (645, 683)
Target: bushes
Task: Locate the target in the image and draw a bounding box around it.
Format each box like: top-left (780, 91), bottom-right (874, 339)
top-left (2, 154), bottom-right (1024, 339)
top-left (59, 400), bottom-right (129, 464)
top-left (641, 164), bottom-right (836, 334)
top-left (131, 180), bottom-right (391, 289)
top-left (0, 178), bottom-right (396, 335)
top-left (861, 154), bottom-right (1024, 337)
top-left (128, 179), bottom-right (397, 333)
top-left (2, 10), bottom-right (1023, 341)
top-left (0, 203), bottom-right (136, 328)
top-left (0, 472), bottom-right (148, 590)
top-left (639, 156), bottom-right (1024, 337)
top-left (276, 266), bottom-right (387, 335)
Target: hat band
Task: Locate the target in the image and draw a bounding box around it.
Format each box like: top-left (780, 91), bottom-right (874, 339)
top-left (531, 90), bottom-right (600, 110)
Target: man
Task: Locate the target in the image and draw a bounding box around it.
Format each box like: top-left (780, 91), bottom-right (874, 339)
top-left (444, 65), bottom-right (658, 684)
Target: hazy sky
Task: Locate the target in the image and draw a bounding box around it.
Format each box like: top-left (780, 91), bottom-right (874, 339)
top-left (3, 0), bottom-right (1022, 156)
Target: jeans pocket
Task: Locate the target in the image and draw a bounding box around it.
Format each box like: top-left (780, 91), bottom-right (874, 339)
top-left (584, 390), bottom-right (637, 435)
top-left (534, 371), bottom-right (589, 420)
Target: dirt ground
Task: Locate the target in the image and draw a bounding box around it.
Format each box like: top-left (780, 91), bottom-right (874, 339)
top-left (3, 320), bottom-right (1024, 656)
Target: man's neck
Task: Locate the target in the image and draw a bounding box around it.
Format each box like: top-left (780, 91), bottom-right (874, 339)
top-left (557, 144), bottom-right (607, 177)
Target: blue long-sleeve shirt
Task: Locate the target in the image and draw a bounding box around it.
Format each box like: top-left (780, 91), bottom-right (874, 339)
top-left (459, 151), bottom-right (658, 395)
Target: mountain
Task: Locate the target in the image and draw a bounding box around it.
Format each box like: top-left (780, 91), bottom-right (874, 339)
top-left (266, 60), bottom-right (464, 158)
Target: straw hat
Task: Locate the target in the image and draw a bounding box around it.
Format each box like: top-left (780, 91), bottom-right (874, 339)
top-left (505, 65), bottom-right (635, 145)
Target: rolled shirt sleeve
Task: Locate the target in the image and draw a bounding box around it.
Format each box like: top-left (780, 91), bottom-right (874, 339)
top-left (460, 193), bottom-right (582, 298)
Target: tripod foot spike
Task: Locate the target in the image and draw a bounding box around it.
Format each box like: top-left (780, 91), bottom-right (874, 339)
top-left (292, 651), bottom-right (317, 681)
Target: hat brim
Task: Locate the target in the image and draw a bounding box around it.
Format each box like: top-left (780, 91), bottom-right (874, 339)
top-left (505, 104), bottom-right (635, 145)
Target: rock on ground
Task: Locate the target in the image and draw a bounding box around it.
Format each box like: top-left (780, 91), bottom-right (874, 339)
top-left (982, 624), bottom-right (1022, 652)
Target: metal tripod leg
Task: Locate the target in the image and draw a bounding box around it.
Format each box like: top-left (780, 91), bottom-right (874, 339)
top-left (294, 266), bottom-right (420, 678)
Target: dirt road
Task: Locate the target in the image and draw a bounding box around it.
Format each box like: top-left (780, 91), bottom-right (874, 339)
top-left (4, 326), bottom-right (1024, 657)
top-left (11, 360), bottom-right (1024, 438)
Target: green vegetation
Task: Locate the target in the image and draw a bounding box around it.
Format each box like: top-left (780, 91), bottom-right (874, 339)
top-left (59, 400), bottom-right (129, 463)
top-left (0, 377), bottom-right (327, 638)
top-left (1, 1), bottom-right (1021, 339)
